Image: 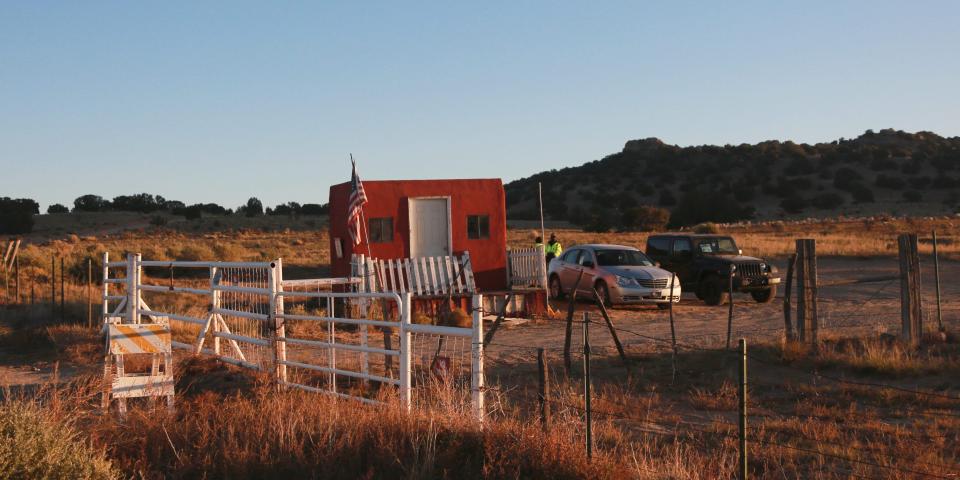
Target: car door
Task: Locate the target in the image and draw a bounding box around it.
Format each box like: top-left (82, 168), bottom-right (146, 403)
top-left (574, 248), bottom-right (598, 295)
top-left (557, 248), bottom-right (582, 291)
top-left (670, 237), bottom-right (694, 285)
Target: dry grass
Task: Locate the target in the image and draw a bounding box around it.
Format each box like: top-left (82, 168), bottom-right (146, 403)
top-left (511, 215), bottom-right (960, 259)
top-left (2, 308), bottom-right (959, 478)
top-left (3, 214), bottom-right (960, 477)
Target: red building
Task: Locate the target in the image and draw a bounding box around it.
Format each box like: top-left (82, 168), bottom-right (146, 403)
top-left (328, 178), bottom-right (508, 291)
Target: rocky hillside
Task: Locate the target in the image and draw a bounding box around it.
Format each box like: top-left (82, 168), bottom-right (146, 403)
top-left (505, 129), bottom-right (960, 228)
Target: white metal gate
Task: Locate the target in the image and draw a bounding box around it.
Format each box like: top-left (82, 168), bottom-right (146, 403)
top-left (102, 252), bottom-right (484, 419)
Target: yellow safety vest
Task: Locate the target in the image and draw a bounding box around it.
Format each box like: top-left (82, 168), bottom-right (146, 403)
top-left (545, 242), bottom-right (562, 256)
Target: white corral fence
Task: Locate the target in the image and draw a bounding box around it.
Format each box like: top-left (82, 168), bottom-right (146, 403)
top-left (351, 252), bottom-right (476, 295)
top-left (102, 253), bottom-right (484, 420)
top-left (507, 247), bottom-right (547, 289)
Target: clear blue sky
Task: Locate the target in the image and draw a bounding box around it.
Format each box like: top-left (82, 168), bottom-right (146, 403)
top-left (2, 1), bottom-right (958, 210)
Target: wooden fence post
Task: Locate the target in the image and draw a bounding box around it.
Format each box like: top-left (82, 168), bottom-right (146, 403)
top-left (59, 257), bottom-right (65, 321)
top-left (87, 258), bottom-right (92, 328)
top-left (898, 234), bottom-right (923, 346)
top-left (51, 256), bottom-right (56, 317)
top-left (782, 254), bottom-right (796, 341)
top-left (795, 240), bottom-right (818, 344)
top-left (15, 255), bottom-right (20, 304)
top-left (582, 311), bottom-right (592, 461)
top-left (538, 348), bottom-right (551, 430)
top-left (563, 269), bottom-right (585, 374)
top-left (738, 338), bottom-right (748, 480)
top-left (932, 230), bottom-right (943, 332)
top-left (727, 265), bottom-right (735, 350)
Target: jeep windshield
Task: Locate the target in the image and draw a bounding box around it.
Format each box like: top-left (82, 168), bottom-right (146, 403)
top-left (595, 249), bottom-right (653, 267)
top-left (696, 237), bottom-right (739, 255)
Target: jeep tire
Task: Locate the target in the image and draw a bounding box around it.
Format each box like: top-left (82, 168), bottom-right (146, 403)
top-left (750, 286), bottom-right (777, 303)
top-left (699, 275), bottom-right (729, 306)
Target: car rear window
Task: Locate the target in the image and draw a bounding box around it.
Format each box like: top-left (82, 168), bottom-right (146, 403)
top-left (646, 237), bottom-right (671, 257)
top-left (596, 249), bottom-right (653, 267)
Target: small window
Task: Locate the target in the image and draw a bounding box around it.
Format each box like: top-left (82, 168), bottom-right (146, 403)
top-left (646, 237), bottom-right (671, 257)
top-left (561, 249), bottom-right (579, 263)
top-left (368, 217), bottom-right (393, 243)
top-left (466, 215), bottom-right (490, 240)
top-left (672, 238), bottom-right (692, 258)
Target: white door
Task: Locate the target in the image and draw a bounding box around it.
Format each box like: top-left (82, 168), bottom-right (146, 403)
top-left (409, 197), bottom-right (451, 257)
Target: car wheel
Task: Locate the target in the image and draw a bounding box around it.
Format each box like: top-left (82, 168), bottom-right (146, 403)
top-left (750, 285), bottom-right (777, 303)
top-left (549, 275), bottom-right (565, 300)
top-left (700, 275), bottom-right (730, 306)
top-left (595, 281), bottom-right (612, 307)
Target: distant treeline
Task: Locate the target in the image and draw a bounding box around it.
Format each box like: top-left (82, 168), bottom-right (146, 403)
top-left (506, 129), bottom-right (960, 230)
top-left (0, 193), bottom-right (328, 234)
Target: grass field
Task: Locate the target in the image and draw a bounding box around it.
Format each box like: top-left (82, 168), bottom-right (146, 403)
top-left (2, 212), bottom-right (959, 478)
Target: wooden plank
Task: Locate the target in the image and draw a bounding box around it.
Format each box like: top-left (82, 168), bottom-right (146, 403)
top-left (435, 256), bottom-right (447, 295)
top-left (451, 256), bottom-right (464, 293)
top-left (111, 375), bottom-right (174, 398)
top-left (444, 256), bottom-right (455, 294)
top-left (462, 252), bottom-right (476, 293)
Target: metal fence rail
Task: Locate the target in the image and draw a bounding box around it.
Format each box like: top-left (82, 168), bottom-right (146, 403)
top-left (102, 253), bottom-right (485, 420)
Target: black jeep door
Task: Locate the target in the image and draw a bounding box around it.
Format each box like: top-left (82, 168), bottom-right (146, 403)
top-left (669, 237), bottom-right (695, 285)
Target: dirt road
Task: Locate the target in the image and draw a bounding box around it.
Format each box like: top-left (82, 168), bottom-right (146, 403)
top-left (484, 256), bottom-right (960, 362)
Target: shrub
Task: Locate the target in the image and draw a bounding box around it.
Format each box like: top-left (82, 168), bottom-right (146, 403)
top-left (658, 189), bottom-right (676, 206)
top-left (811, 192), bottom-right (844, 209)
top-left (870, 157), bottom-right (898, 171)
top-left (692, 222), bottom-right (720, 234)
top-left (300, 203), bottom-right (330, 215)
top-left (73, 194), bottom-right (110, 212)
top-left (833, 167), bottom-right (863, 191)
top-left (780, 194), bottom-right (808, 214)
top-left (909, 176), bottom-right (931, 189)
top-left (848, 182), bottom-right (875, 203)
top-left (242, 197), bottom-right (264, 217)
top-left (875, 174), bottom-right (906, 190)
top-left (149, 215), bottom-right (167, 226)
top-left (0, 402), bottom-right (116, 479)
top-left (619, 206), bottom-right (669, 232)
top-left (902, 190), bottom-right (923, 202)
top-left (932, 176), bottom-right (959, 189)
top-left (783, 157), bottom-right (815, 176)
top-left (46, 203), bottom-right (69, 214)
top-left (0, 197), bottom-right (38, 234)
top-left (668, 189), bottom-right (753, 227)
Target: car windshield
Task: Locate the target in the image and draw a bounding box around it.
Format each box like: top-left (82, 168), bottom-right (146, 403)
top-left (595, 249), bottom-right (653, 267)
top-left (697, 237), bottom-right (739, 255)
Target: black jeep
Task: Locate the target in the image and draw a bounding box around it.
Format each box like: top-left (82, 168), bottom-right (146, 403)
top-left (645, 234), bottom-right (780, 305)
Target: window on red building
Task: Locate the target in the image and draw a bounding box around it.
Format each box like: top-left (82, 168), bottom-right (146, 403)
top-left (467, 215), bottom-right (489, 240)
top-left (368, 217), bottom-right (394, 243)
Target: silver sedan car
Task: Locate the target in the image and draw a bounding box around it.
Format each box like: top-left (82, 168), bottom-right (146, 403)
top-left (547, 244), bottom-right (681, 307)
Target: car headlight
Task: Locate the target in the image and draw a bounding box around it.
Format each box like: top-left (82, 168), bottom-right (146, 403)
top-left (616, 276), bottom-right (640, 288)
top-left (760, 263), bottom-right (767, 272)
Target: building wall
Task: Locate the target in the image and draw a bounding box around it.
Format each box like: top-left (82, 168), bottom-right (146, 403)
top-left (328, 179), bottom-right (507, 291)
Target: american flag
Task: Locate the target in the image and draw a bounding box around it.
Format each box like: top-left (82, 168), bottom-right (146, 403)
top-left (347, 158), bottom-right (368, 245)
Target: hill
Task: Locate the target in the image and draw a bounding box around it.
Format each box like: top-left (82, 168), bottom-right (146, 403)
top-left (504, 129), bottom-right (960, 229)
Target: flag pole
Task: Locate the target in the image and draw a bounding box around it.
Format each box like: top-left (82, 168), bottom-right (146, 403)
top-left (351, 153), bottom-right (374, 259)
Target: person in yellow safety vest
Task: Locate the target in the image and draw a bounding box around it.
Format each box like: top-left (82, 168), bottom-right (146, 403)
top-left (545, 233), bottom-right (562, 264)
